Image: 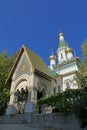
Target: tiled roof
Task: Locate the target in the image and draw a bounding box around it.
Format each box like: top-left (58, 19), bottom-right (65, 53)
top-left (49, 69), bottom-right (58, 77)
top-left (6, 45), bottom-right (55, 83)
top-left (24, 45), bottom-right (53, 78)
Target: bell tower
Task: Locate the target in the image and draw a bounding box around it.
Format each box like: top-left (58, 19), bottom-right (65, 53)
top-left (57, 32), bottom-right (67, 64)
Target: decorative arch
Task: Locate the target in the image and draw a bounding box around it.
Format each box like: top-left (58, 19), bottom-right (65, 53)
top-left (15, 79), bottom-right (28, 91)
top-left (12, 76), bottom-right (29, 114)
top-left (36, 79), bottom-right (49, 100)
top-left (13, 74), bottom-right (30, 92)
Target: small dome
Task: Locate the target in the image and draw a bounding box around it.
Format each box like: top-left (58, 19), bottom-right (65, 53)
top-left (49, 54), bottom-right (56, 60)
top-left (65, 47), bottom-right (73, 53)
top-left (59, 32), bottom-right (64, 37)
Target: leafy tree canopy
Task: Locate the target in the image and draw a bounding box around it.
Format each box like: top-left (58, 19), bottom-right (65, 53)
top-left (0, 50), bottom-right (17, 115)
top-left (76, 41), bottom-right (87, 88)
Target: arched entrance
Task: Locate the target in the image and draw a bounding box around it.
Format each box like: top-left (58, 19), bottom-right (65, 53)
top-left (15, 79), bottom-right (28, 91)
top-left (37, 88), bottom-right (45, 100)
top-left (14, 79), bottom-right (28, 113)
top-left (37, 82), bottom-right (47, 113)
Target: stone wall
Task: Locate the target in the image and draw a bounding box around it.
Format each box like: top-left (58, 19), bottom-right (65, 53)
top-left (0, 113), bottom-right (87, 130)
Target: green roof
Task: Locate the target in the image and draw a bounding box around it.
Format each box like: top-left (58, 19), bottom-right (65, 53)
top-left (24, 46), bottom-right (53, 78)
top-left (6, 45), bottom-right (55, 83)
top-left (58, 39), bottom-right (67, 48)
top-left (49, 69), bottom-right (58, 77)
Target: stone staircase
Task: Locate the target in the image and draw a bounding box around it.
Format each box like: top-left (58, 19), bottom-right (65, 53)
top-left (0, 114), bottom-right (54, 130)
top-left (0, 113), bottom-right (87, 130)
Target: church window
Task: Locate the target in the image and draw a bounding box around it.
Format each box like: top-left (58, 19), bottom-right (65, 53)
top-left (53, 88), bottom-right (56, 95)
top-left (61, 54), bottom-right (63, 59)
top-left (37, 88), bottom-right (45, 100)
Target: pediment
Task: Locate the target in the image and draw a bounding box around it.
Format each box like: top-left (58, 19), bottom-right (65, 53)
top-left (6, 45), bottom-right (55, 84)
top-left (12, 51), bottom-right (32, 80)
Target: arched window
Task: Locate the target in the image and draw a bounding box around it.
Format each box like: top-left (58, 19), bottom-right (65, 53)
top-left (53, 88), bottom-right (56, 95)
top-left (61, 54), bottom-right (63, 59)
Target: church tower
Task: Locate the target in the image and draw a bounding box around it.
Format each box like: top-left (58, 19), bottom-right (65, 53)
top-left (49, 32), bottom-right (79, 91)
top-left (57, 32), bottom-right (74, 64)
top-left (57, 32), bottom-right (67, 63)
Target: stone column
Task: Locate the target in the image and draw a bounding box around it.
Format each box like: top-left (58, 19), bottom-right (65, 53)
top-left (6, 92), bottom-right (17, 115)
top-left (24, 89), bottom-right (35, 113)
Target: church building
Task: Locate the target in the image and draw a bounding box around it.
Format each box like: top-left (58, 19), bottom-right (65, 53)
top-left (6, 32), bottom-right (80, 114)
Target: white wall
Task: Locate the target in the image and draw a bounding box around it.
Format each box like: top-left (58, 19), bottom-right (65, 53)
top-left (62, 74), bottom-right (78, 91)
top-left (59, 65), bottom-right (78, 75)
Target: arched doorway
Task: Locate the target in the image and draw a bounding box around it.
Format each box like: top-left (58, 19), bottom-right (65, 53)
top-left (15, 79), bottom-right (28, 91)
top-left (14, 79), bottom-right (28, 113)
top-left (37, 82), bottom-right (47, 113)
top-left (37, 88), bottom-right (45, 100)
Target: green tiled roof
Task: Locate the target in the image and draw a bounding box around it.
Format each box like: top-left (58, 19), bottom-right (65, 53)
top-left (24, 46), bottom-right (53, 78)
top-left (58, 39), bottom-right (67, 48)
top-left (49, 69), bottom-right (58, 77)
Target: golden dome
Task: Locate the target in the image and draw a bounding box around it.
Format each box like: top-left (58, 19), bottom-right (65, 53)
top-left (58, 32), bottom-right (64, 37)
top-left (49, 55), bottom-right (56, 60)
top-left (65, 47), bottom-right (73, 53)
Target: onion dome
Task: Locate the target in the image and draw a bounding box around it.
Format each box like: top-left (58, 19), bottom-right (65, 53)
top-left (58, 32), bottom-right (64, 37)
top-left (49, 54), bottom-right (56, 60)
top-left (65, 47), bottom-right (73, 53)
top-left (58, 32), bottom-right (67, 48)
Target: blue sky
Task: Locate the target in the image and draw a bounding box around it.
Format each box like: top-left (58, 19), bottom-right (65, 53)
top-left (0, 0), bottom-right (87, 65)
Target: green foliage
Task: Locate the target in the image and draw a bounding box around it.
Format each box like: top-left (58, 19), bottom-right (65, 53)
top-left (0, 50), bottom-right (17, 115)
top-left (73, 41), bottom-right (87, 127)
top-left (76, 42), bottom-right (87, 88)
top-left (73, 88), bottom-right (87, 128)
top-left (82, 40), bottom-right (87, 58)
top-left (37, 88), bottom-right (87, 128)
top-left (37, 89), bottom-right (77, 112)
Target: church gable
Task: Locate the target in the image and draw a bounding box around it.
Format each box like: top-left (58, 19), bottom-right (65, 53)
top-left (12, 51), bottom-right (32, 81)
top-left (6, 45), bottom-right (54, 84)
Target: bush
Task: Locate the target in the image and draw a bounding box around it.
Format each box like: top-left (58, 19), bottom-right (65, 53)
top-left (37, 88), bottom-right (87, 128)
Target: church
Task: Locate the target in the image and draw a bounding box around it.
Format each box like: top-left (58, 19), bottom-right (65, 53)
top-left (6, 32), bottom-right (80, 114)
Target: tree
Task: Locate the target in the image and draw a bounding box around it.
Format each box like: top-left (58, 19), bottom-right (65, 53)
top-left (74, 41), bottom-right (87, 128)
top-left (76, 41), bottom-right (87, 88)
top-left (0, 50), bottom-right (17, 115)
